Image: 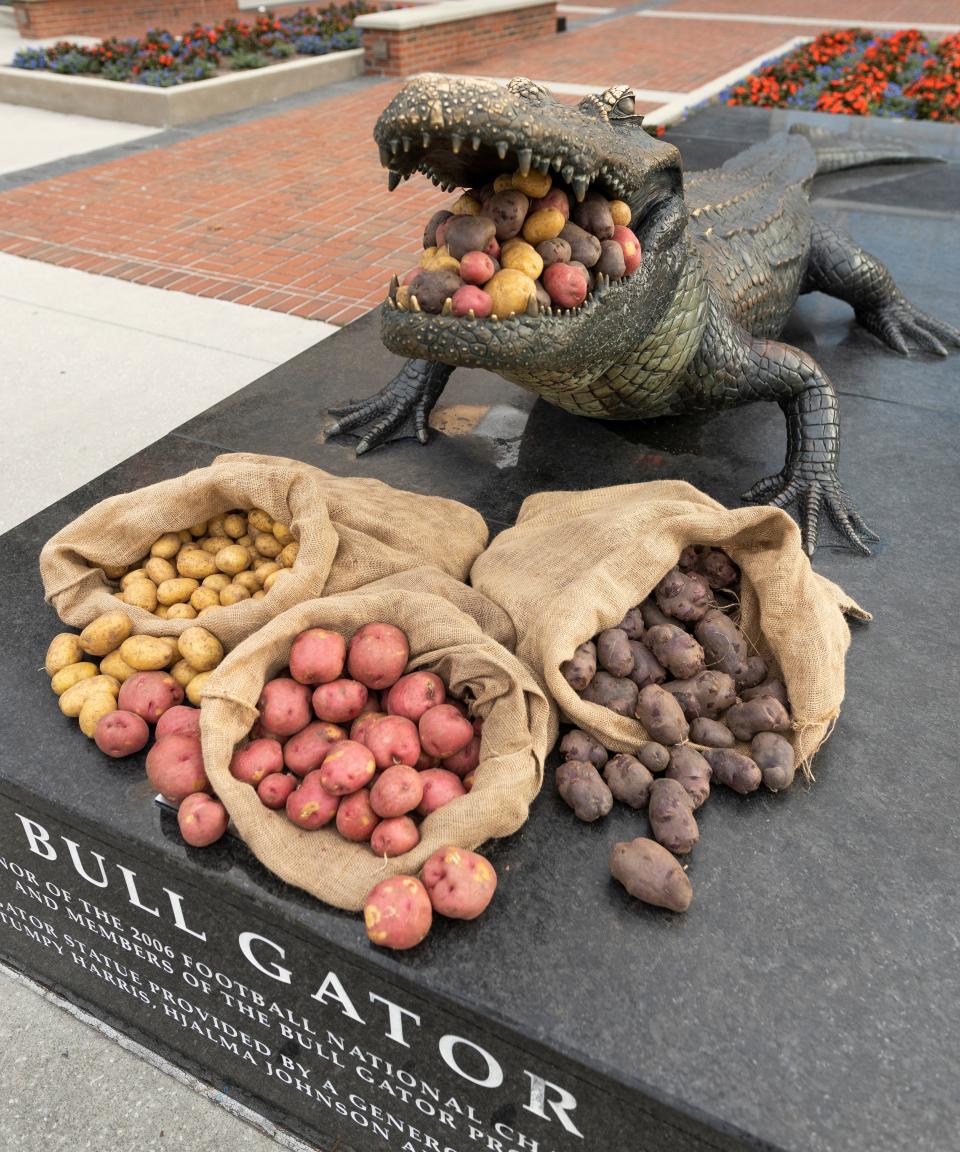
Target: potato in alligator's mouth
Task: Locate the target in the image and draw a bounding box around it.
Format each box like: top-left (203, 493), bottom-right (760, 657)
top-left (385, 161), bottom-right (643, 322)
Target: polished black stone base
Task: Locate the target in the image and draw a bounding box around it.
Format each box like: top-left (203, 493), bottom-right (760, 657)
top-left (1, 107), bottom-right (958, 1152)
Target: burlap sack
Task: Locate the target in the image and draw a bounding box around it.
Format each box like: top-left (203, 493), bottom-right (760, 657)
top-left (471, 481), bottom-right (869, 770)
top-left (200, 569), bottom-right (553, 911)
top-left (39, 453), bottom-right (489, 650)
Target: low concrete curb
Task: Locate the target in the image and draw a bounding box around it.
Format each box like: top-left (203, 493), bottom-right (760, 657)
top-left (0, 48), bottom-right (364, 127)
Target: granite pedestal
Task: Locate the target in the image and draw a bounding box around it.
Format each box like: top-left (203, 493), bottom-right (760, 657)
top-left (1, 107), bottom-right (958, 1152)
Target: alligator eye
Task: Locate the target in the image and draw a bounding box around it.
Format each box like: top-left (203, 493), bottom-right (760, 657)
top-left (614, 93), bottom-right (636, 117)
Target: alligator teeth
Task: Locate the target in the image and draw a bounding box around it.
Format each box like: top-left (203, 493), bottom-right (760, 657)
top-left (468, 309), bottom-right (476, 320)
top-left (422, 132), bottom-right (431, 148)
top-left (561, 164), bottom-right (575, 186)
top-left (431, 176), bottom-right (441, 187)
top-left (389, 273), bottom-right (399, 298)
top-left (388, 171), bottom-right (402, 192)
top-left (385, 296), bottom-right (395, 309)
top-left (535, 155), bottom-right (550, 174)
top-left (496, 140), bottom-right (509, 160)
top-left (552, 155), bottom-right (564, 172)
top-left (471, 134), bottom-right (481, 151)
top-left (379, 146), bottom-right (391, 166)
top-left (410, 294), bottom-right (422, 313)
top-left (441, 297), bottom-right (453, 316)
top-left (451, 134), bottom-right (463, 155)
top-left (573, 174), bottom-right (589, 202)
top-left (526, 296), bottom-right (539, 317)
top-left (402, 136), bottom-right (411, 153)
top-left (517, 148), bottom-right (533, 176)
top-left (390, 139), bottom-right (400, 156)
top-left (397, 294), bottom-right (409, 312)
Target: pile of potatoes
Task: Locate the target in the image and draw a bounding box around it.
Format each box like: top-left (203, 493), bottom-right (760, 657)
top-left (98, 509), bottom-right (299, 619)
top-left (557, 546), bottom-right (796, 913)
top-left (396, 168), bottom-right (642, 320)
top-left (44, 613), bottom-right (229, 847)
top-left (228, 622), bottom-right (497, 950)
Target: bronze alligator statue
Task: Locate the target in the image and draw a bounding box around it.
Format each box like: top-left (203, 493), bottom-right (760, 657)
top-left (328, 75), bottom-right (959, 554)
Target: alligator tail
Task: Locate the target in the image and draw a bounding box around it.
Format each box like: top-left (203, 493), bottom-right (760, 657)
top-left (789, 122), bottom-right (944, 175)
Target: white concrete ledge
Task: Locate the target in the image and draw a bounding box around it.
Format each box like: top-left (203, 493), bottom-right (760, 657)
top-left (355, 0), bottom-right (552, 33)
top-left (0, 48), bottom-right (363, 127)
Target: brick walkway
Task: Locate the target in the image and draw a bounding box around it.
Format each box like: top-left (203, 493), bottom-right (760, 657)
top-left (1, 0), bottom-right (956, 325)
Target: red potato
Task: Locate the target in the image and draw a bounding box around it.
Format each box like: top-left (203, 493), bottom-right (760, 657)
top-left (177, 793), bottom-right (228, 848)
top-left (258, 678), bottom-right (312, 737)
top-left (347, 623), bottom-right (410, 690)
top-left (531, 188), bottom-right (570, 220)
top-left (417, 769), bottom-right (466, 816)
top-left (459, 251), bottom-right (497, 286)
top-left (543, 262), bottom-right (588, 309)
top-left (285, 770), bottom-right (340, 829)
top-left (118, 672), bottom-right (184, 724)
top-left (415, 748), bottom-right (441, 771)
top-left (612, 225), bottom-right (641, 274)
top-left (250, 720), bottom-right (290, 744)
top-left (358, 690), bottom-right (381, 716)
top-left (366, 715), bottom-right (421, 771)
top-left (94, 711), bottom-right (149, 758)
top-left (146, 735), bottom-right (210, 803)
top-left (370, 816), bottom-right (420, 857)
top-left (370, 764), bottom-right (423, 818)
top-left (312, 679), bottom-right (369, 725)
top-left (443, 734), bottom-right (481, 778)
top-left (386, 671), bottom-right (446, 722)
top-left (419, 704), bottom-right (473, 759)
top-left (421, 847), bottom-right (497, 920)
top-left (257, 772), bottom-right (297, 810)
top-left (350, 711), bottom-right (386, 745)
top-left (230, 738), bottom-right (283, 785)
top-left (283, 721), bottom-right (345, 777)
top-left (364, 876), bottom-right (432, 950)
top-left (289, 628), bottom-right (346, 686)
top-left (452, 285), bottom-right (493, 318)
top-left (318, 740), bottom-right (376, 795)
top-left (155, 704), bottom-right (201, 740)
top-left (336, 788), bottom-right (380, 842)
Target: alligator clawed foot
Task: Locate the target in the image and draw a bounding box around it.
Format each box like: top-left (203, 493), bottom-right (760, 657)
top-left (858, 299), bottom-right (960, 358)
top-left (326, 360), bottom-right (452, 455)
top-left (742, 470), bottom-right (878, 556)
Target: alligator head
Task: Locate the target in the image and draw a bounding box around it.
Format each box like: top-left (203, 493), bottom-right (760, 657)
top-left (375, 74), bottom-right (689, 379)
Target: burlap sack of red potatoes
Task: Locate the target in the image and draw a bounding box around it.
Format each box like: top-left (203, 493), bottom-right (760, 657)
top-left (471, 481), bottom-right (870, 771)
top-left (199, 568), bottom-right (553, 911)
top-left (39, 452), bottom-right (490, 651)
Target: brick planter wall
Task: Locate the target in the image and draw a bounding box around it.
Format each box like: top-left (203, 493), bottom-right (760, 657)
top-left (12, 0), bottom-right (309, 40)
top-left (357, 0), bottom-right (557, 77)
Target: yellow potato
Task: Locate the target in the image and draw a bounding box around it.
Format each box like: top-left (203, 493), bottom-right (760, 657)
top-left (189, 520), bottom-right (208, 537)
top-left (609, 199), bottom-right (632, 227)
top-left (150, 532), bottom-right (181, 560)
top-left (279, 542), bottom-right (300, 568)
top-left (485, 268), bottom-right (537, 318)
top-left (178, 626), bottom-right (223, 672)
top-left (100, 649), bottom-right (138, 683)
top-left (186, 671), bottom-right (212, 707)
top-left (79, 693), bottom-right (117, 738)
top-left (179, 540), bottom-right (202, 553)
top-left (167, 603), bottom-right (197, 620)
top-left (45, 633), bottom-right (84, 677)
top-left (501, 239), bottom-right (543, 281)
top-left (120, 568), bottom-right (149, 590)
top-left (234, 570), bottom-right (262, 593)
top-left (422, 251), bottom-right (460, 275)
top-left (420, 246), bottom-right (438, 266)
top-left (252, 590), bottom-right (266, 600)
top-left (254, 560), bottom-right (281, 579)
top-left (215, 545), bottom-right (250, 576)
top-left (156, 577), bottom-right (199, 606)
top-left (493, 173), bottom-right (514, 193)
top-left (175, 529), bottom-right (191, 544)
top-left (122, 580), bottom-right (159, 613)
top-left (155, 605), bottom-right (170, 619)
top-left (144, 556), bottom-right (177, 584)
top-left (207, 516), bottom-right (226, 538)
top-left (253, 533), bottom-right (282, 559)
top-left (236, 533), bottom-right (253, 548)
top-left (512, 170), bottom-right (551, 198)
top-left (176, 549), bottom-right (218, 580)
top-left (59, 675), bottom-right (120, 717)
top-left (51, 661), bottom-right (98, 696)
top-left (522, 208), bottom-right (565, 246)
top-left (190, 587), bottom-right (221, 612)
top-left (101, 563), bottom-right (129, 581)
top-left (80, 611), bottom-right (134, 657)
top-left (201, 535), bottom-right (233, 555)
top-left (272, 522), bottom-right (293, 546)
top-left (202, 573), bottom-right (231, 592)
top-left (248, 509), bottom-right (273, 533)
top-left (223, 513), bottom-right (247, 539)
top-left (263, 570), bottom-right (288, 593)
top-left (120, 636), bottom-right (175, 671)
top-left (219, 583), bottom-right (251, 606)
top-left (170, 658), bottom-right (199, 689)
top-left (451, 192), bottom-right (482, 216)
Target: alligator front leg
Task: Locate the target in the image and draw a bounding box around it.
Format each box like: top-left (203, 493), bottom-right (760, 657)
top-left (804, 220), bottom-right (960, 356)
top-left (326, 359), bottom-right (454, 455)
top-left (681, 304), bottom-right (876, 555)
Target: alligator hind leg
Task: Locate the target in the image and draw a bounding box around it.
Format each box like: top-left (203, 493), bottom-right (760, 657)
top-left (804, 219), bottom-right (960, 356)
top-left (682, 302), bottom-right (876, 555)
top-left (326, 358), bottom-right (454, 455)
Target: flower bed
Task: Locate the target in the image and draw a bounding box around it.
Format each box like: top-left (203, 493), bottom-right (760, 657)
top-left (725, 28), bottom-right (960, 122)
top-left (11, 4), bottom-right (371, 87)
